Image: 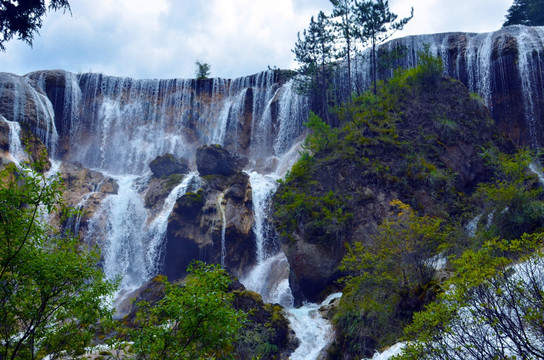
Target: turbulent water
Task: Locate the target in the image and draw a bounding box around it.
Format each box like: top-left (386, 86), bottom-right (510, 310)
top-left (1, 25), bottom-right (544, 359)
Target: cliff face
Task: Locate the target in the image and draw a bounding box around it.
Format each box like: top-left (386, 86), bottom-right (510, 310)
top-left (274, 72), bottom-right (499, 304)
top-left (346, 25), bottom-right (544, 148)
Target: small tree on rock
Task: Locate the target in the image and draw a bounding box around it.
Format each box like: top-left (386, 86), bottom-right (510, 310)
top-left (195, 60), bottom-right (211, 79)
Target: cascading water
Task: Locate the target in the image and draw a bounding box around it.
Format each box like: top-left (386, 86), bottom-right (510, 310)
top-left (217, 192), bottom-right (227, 267)
top-left (1, 115), bottom-right (26, 165)
top-left (145, 172), bottom-right (200, 277)
top-left (41, 70), bottom-right (310, 302)
top-left (1, 25), bottom-right (543, 359)
top-left (288, 293), bottom-right (343, 360)
top-left (241, 172), bottom-right (294, 307)
top-left (344, 25), bottom-right (544, 147)
top-left (0, 73), bottom-right (59, 157)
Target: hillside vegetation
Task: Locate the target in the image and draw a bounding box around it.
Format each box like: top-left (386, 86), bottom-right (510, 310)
top-left (273, 52), bottom-right (544, 358)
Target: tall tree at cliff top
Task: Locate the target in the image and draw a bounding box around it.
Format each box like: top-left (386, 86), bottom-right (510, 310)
top-left (0, 0), bottom-right (71, 51)
top-left (352, 0), bottom-right (413, 94)
top-left (503, 0), bottom-right (544, 26)
top-left (330, 0), bottom-right (357, 98)
top-left (293, 11), bottom-right (336, 123)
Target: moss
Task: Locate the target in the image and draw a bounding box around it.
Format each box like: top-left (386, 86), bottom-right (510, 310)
top-left (163, 173), bottom-right (184, 189)
top-left (177, 190), bottom-right (204, 211)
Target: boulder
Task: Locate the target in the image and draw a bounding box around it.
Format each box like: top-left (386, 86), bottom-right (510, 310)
top-left (196, 144), bottom-right (247, 176)
top-left (149, 154), bottom-right (189, 178)
top-left (163, 172), bottom-right (256, 281)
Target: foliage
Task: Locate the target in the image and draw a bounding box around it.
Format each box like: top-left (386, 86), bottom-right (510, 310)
top-left (0, 156), bottom-right (117, 360)
top-left (473, 148), bottom-right (544, 240)
top-left (333, 200), bottom-right (451, 357)
top-left (503, 0), bottom-right (544, 26)
top-left (397, 233), bottom-right (544, 360)
top-left (194, 60), bottom-right (211, 80)
top-left (352, 0), bottom-right (413, 94)
top-left (303, 111), bottom-right (339, 153)
top-left (130, 261), bottom-right (246, 360)
top-left (415, 44), bottom-right (444, 86)
top-left (274, 187), bottom-right (353, 246)
top-left (0, 0), bottom-right (71, 51)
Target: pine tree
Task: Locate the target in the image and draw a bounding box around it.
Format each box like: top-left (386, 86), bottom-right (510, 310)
top-left (352, 0), bottom-right (413, 94)
top-left (293, 11), bottom-right (336, 122)
top-left (330, 0), bottom-right (357, 98)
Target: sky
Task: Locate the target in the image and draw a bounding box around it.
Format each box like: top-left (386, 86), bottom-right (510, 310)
top-left (0, 0), bottom-right (513, 80)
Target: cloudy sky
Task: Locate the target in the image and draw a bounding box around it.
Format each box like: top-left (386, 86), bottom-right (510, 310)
top-left (0, 0), bottom-right (513, 80)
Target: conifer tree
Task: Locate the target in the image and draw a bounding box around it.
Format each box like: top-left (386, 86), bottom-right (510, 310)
top-left (293, 11), bottom-right (336, 122)
top-left (0, 0), bottom-right (71, 51)
top-left (330, 0), bottom-right (357, 97)
top-left (352, 0), bottom-right (413, 94)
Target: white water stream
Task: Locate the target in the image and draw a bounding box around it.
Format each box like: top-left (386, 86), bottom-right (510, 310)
top-left (241, 170), bottom-right (341, 358)
top-left (288, 293), bottom-right (342, 360)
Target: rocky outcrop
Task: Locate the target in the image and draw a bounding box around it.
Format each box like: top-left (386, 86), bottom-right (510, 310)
top-left (163, 158), bottom-right (256, 280)
top-left (149, 154), bottom-right (189, 178)
top-left (275, 77), bottom-right (498, 304)
top-left (196, 144), bottom-right (247, 176)
top-left (59, 161), bottom-right (118, 236)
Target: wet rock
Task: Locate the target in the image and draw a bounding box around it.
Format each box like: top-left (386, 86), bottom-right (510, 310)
top-left (163, 172), bottom-right (256, 281)
top-left (59, 161), bottom-right (118, 236)
top-left (0, 119), bottom-right (9, 152)
top-left (149, 154), bottom-right (189, 178)
top-left (196, 144), bottom-right (247, 176)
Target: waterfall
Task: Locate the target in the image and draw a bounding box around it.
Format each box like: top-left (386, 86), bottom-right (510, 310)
top-left (145, 172), bottom-right (200, 276)
top-left (347, 25), bottom-right (544, 147)
top-left (51, 70), bottom-right (308, 296)
top-left (0, 73), bottom-right (59, 157)
top-left (218, 192), bottom-right (227, 267)
top-left (2, 25), bottom-right (543, 359)
top-left (1, 115), bottom-right (26, 165)
top-left (241, 171), bottom-right (294, 307)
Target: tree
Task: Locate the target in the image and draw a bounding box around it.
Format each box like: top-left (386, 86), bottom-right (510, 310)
top-left (130, 262), bottom-right (246, 360)
top-left (0, 0), bottom-right (71, 51)
top-left (293, 11), bottom-right (337, 122)
top-left (398, 233), bottom-right (544, 360)
top-left (330, 0), bottom-right (357, 98)
top-left (194, 60), bottom-right (211, 80)
top-left (0, 156), bottom-right (117, 359)
top-left (352, 0), bottom-right (413, 94)
top-left (474, 148), bottom-right (544, 241)
top-left (503, 0), bottom-right (544, 26)
top-left (333, 200), bottom-right (450, 357)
